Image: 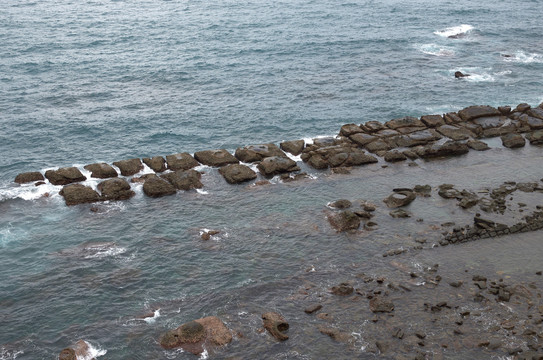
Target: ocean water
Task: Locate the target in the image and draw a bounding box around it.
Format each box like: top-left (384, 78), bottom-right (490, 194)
top-left (1, 0), bottom-right (543, 358)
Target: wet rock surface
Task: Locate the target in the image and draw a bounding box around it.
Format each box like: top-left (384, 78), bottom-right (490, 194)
top-left (59, 184), bottom-right (101, 206)
top-left (219, 164), bottom-right (257, 184)
top-left (165, 152), bottom-right (199, 171)
top-left (235, 143), bottom-right (286, 162)
top-left (142, 175), bottom-right (177, 197)
top-left (45, 167), bottom-right (87, 185)
top-left (84, 163), bottom-right (119, 179)
top-left (194, 149), bottom-right (238, 167)
top-left (257, 156), bottom-right (300, 177)
top-left (97, 178), bottom-right (135, 201)
top-left (142, 156), bottom-right (167, 173)
top-left (14, 171), bottom-right (44, 184)
top-left (161, 169), bottom-right (203, 190)
top-left (262, 312), bottom-right (289, 341)
top-left (113, 158), bottom-right (143, 176)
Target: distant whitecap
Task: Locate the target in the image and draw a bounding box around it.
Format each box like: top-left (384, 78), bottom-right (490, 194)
top-left (417, 43), bottom-right (455, 57)
top-left (502, 51), bottom-right (543, 64)
top-left (434, 24), bottom-right (474, 38)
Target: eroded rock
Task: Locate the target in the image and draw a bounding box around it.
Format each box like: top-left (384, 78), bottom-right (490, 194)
top-left (142, 175), bottom-right (176, 197)
top-left (45, 167), bottom-right (86, 185)
top-left (458, 105), bottom-right (501, 121)
top-left (194, 149), bottom-right (238, 167)
top-left (161, 170), bottom-right (203, 190)
top-left (257, 156), bottom-right (300, 177)
top-left (280, 140), bottom-right (305, 156)
top-left (262, 312), bottom-right (289, 341)
top-left (98, 178), bottom-right (135, 201)
top-left (113, 158), bottom-right (143, 176)
top-left (14, 171), bottom-right (44, 184)
top-left (383, 190), bottom-right (416, 208)
top-left (142, 156), bottom-right (167, 173)
top-left (327, 211), bottom-right (361, 232)
top-left (235, 143), bottom-right (286, 163)
top-left (501, 133), bottom-right (525, 148)
top-left (59, 184), bottom-right (101, 206)
top-left (84, 163), bottom-right (118, 179)
top-left (165, 152), bottom-right (199, 171)
top-left (219, 164), bottom-right (257, 184)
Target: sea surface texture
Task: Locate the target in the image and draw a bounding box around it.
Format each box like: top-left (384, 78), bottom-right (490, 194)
top-left (1, 0), bottom-right (543, 359)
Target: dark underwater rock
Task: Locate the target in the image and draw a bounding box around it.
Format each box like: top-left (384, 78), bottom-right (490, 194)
top-left (262, 312), bottom-right (289, 341)
top-left (84, 163), bottom-right (118, 179)
top-left (327, 210), bottom-right (361, 232)
top-left (383, 190), bottom-right (416, 208)
top-left (45, 167), bottom-right (87, 185)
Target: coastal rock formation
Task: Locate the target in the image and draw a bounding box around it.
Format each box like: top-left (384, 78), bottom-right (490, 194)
top-left (161, 169), bottom-right (203, 190)
top-left (45, 167), bottom-right (86, 185)
top-left (526, 130), bottom-right (543, 145)
top-left (302, 143), bottom-right (378, 169)
top-left (458, 105), bottom-right (500, 121)
top-left (159, 316), bottom-right (231, 355)
top-left (415, 141), bottom-right (469, 159)
top-left (501, 133), bottom-right (525, 148)
top-left (420, 114), bottom-right (445, 128)
top-left (142, 156), bottom-right (167, 173)
top-left (113, 158), bottom-right (143, 176)
top-left (467, 139), bottom-right (490, 151)
top-left (262, 312), bottom-right (289, 341)
top-left (97, 178), bottom-right (135, 201)
top-left (455, 71), bottom-right (470, 78)
top-left (339, 124), bottom-right (364, 137)
top-left (165, 152), bottom-right (199, 171)
top-left (280, 140), bottom-right (305, 156)
top-left (384, 150), bottom-right (407, 162)
top-left (59, 184), bottom-right (101, 206)
top-left (384, 190), bottom-right (416, 208)
top-left (257, 156), bottom-right (300, 177)
top-left (436, 125), bottom-right (474, 141)
top-left (58, 340), bottom-right (92, 360)
top-left (369, 297), bottom-right (395, 313)
top-left (234, 143), bottom-right (286, 162)
top-left (194, 149), bottom-right (238, 167)
top-left (14, 171), bottom-right (44, 184)
top-left (142, 175), bottom-right (176, 197)
top-left (84, 163), bottom-right (118, 179)
top-left (327, 210), bottom-right (361, 232)
top-left (218, 164), bottom-right (257, 184)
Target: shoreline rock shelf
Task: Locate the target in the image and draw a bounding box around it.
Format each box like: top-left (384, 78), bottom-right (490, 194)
top-left (12, 102), bottom-right (543, 206)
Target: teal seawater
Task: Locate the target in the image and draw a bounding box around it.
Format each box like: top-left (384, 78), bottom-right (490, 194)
top-left (1, 0), bottom-right (543, 358)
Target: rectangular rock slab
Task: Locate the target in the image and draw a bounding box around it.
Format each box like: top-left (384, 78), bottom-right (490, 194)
top-left (218, 164), bottom-right (257, 184)
top-left (361, 121), bottom-right (386, 133)
top-left (257, 156), bottom-right (300, 177)
top-left (165, 153), bottom-right (199, 171)
top-left (45, 167), bottom-right (87, 185)
top-left (436, 125), bottom-right (475, 141)
top-left (385, 116), bottom-right (424, 130)
top-left (339, 124), bottom-right (364, 137)
top-left (142, 156), bottom-right (167, 173)
top-left (349, 133), bottom-right (377, 147)
top-left (84, 163), bottom-right (119, 179)
top-left (234, 143), bottom-right (286, 163)
top-left (443, 112), bottom-right (463, 124)
top-left (193, 149), bottom-right (239, 167)
top-left (458, 105), bottom-right (501, 121)
top-left (113, 158), bottom-right (144, 176)
top-left (471, 116), bottom-right (507, 130)
top-left (529, 108), bottom-right (543, 120)
top-left (394, 129), bottom-right (442, 147)
top-left (280, 140), bottom-right (305, 156)
top-left (520, 114), bottom-right (543, 130)
top-left (420, 115), bottom-right (445, 128)
top-left (14, 171), bottom-right (44, 184)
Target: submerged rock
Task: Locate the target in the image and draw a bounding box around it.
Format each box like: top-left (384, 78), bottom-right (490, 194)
top-left (262, 312), bottom-right (289, 341)
top-left (383, 190), bottom-right (416, 208)
top-left (328, 199), bottom-right (352, 209)
top-left (45, 167), bottom-right (86, 185)
top-left (59, 340), bottom-right (92, 360)
top-left (219, 164), bottom-right (257, 184)
top-left (142, 175), bottom-right (176, 197)
top-left (14, 171), bottom-right (44, 184)
top-left (113, 158), bottom-right (143, 176)
top-left (194, 149), bottom-right (238, 167)
top-left (84, 163), bottom-right (118, 179)
top-left (59, 184), bottom-right (101, 206)
top-left (159, 317), bottom-right (232, 354)
top-left (369, 297), bottom-right (395, 313)
top-left (327, 210), bottom-right (361, 232)
top-left (330, 282), bottom-right (354, 296)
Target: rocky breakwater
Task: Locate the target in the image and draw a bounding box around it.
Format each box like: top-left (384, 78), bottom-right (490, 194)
top-left (12, 102), bottom-right (543, 206)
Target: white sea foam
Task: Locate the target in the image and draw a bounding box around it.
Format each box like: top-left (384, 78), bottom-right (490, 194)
top-left (434, 24), bottom-right (474, 38)
top-left (417, 43), bottom-right (455, 57)
top-left (199, 349), bottom-right (209, 360)
top-left (196, 188), bottom-right (209, 195)
top-left (78, 341), bottom-right (107, 360)
top-left (82, 243), bottom-right (127, 259)
top-left (143, 309), bottom-right (161, 323)
top-left (502, 50), bottom-right (543, 64)
top-left (0, 347), bottom-right (23, 359)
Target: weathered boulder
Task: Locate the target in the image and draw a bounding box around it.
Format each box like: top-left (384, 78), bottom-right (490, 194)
top-left (194, 149), bottom-right (238, 167)
top-left (142, 175), bottom-right (176, 197)
top-left (369, 297), bottom-right (395, 313)
top-left (349, 133), bottom-right (377, 146)
top-left (520, 114), bottom-right (543, 130)
top-left (327, 210), bottom-right (361, 232)
top-left (528, 107), bottom-right (543, 120)
top-left (361, 120), bottom-right (386, 133)
top-left (515, 103), bottom-right (531, 112)
top-left (219, 164), bottom-right (257, 184)
top-left (97, 178), bottom-right (135, 201)
top-left (84, 163), bottom-right (118, 179)
top-left (481, 122), bottom-right (517, 138)
top-left (436, 125), bottom-right (474, 141)
top-left (328, 199), bottom-right (352, 209)
top-left (383, 190), bottom-right (416, 208)
top-left (501, 133), bottom-right (525, 148)
top-left (59, 184), bottom-right (101, 206)
top-left (330, 282), bottom-right (354, 296)
top-left (526, 131), bottom-right (543, 145)
top-left (443, 112), bottom-right (463, 124)
top-left (420, 115), bottom-right (445, 128)
top-left (235, 143), bottom-right (286, 163)
top-left (45, 167), bottom-right (87, 185)
top-left (385, 116), bottom-right (424, 130)
top-left (390, 209), bottom-right (411, 218)
top-left (58, 348), bottom-right (76, 360)
top-left (455, 71), bottom-right (470, 78)
top-left (14, 171), bottom-right (44, 184)
top-left (365, 139), bottom-right (393, 153)
top-left (113, 158), bottom-right (143, 176)
top-left (384, 150), bottom-right (407, 162)
top-left (472, 115), bottom-right (507, 130)
top-left (313, 137), bottom-right (341, 147)
top-left (415, 141), bottom-right (469, 159)
top-left (165, 152), bottom-right (199, 171)
top-left (161, 170), bottom-right (203, 190)
top-left (257, 156), bottom-right (300, 177)
top-left (262, 312), bottom-right (289, 341)
top-left (142, 156), bottom-right (167, 173)
top-left (458, 105), bottom-right (500, 121)
top-left (498, 106), bottom-right (512, 115)
top-left (467, 139), bottom-right (490, 151)
top-left (280, 140), bottom-right (305, 156)
top-left (339, 123), bottom-right (364, 137)
top-left (394, 129), bottom-right (442, 147)
top-left (195, 316), bottom-right (233, 347)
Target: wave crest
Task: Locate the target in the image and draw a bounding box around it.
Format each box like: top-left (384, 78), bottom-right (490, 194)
top-left (434, 24), bottom-right (474, 38)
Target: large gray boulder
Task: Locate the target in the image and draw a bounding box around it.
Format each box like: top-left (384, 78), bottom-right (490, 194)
top-left (142, 156), bottom-right (167, 173)
top-left (142, 175), bottom-right (176, 197)
top-left (14, 171), bottom-right (44, 184)
top-left (458, 105), bottom-right (500, 121)
top-left (45, 167), bottom-right (87, 185)
top-left (59, 184), bottom-right (101, 206)
top-left (113, 158), bottom-right (143, 176)
top-left (219, 164), bottom-right (257, 184)
top-left (501, 133), bottom-right (525, 148)
top-left (280, 140), bottom-right (305, 156)
top-left (193, 149), bottom-right (238, 167)
top-left (165, 152), bottom-right (199, 171)
top-left (84, 163), bottom-right (118, 179)
top-left (97, 178), bottom-right (135, 201)
top-left (257, 156), bottom-right (300, 177)
top-left (161, 170), bottom-right (203, 190)
top-left (234, 143), bottom-right (286, 163)
top-left (525, 130), bottom-right (543, 145)
top-left (339, 124), bottom-right (364, 137)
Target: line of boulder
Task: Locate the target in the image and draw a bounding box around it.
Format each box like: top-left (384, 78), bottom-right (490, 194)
top-left (13, 102), bottom-right (543, 206)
